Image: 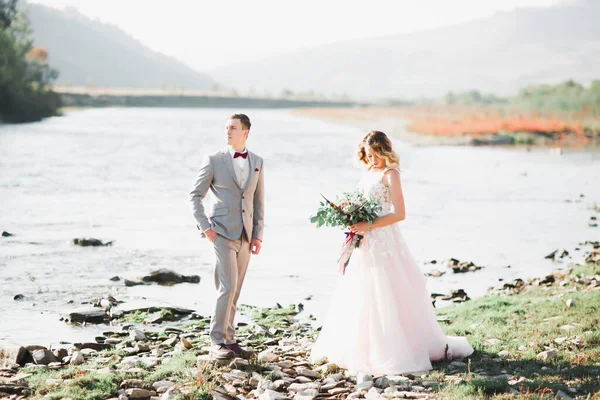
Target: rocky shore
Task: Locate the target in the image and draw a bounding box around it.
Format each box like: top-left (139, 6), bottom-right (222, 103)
top-left (1, 230), bottom-right (599, 400)
top-left (1, 241), bottom-right (599, 399)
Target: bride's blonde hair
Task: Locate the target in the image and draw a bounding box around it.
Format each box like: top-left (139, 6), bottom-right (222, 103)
top-left (357, 130), bottom-right (400, 170)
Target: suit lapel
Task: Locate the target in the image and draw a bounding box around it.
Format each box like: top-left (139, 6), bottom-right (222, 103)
top-left (241, 152), bottom-right (255, 194)
top-left (221, 148), bottom-right (240, 189)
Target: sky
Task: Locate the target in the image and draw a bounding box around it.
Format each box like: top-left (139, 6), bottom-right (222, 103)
top-left (29, 0), bottom-right (568, 72)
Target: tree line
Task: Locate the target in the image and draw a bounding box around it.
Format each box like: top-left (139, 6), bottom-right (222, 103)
top-left (0, 0), bottom-right (61, 123)
top-left (441, 80), bottom-right (600, 116)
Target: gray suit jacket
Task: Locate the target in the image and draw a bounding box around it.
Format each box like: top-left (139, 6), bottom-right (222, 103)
top-left (189, 148), bottom-right (264, 241)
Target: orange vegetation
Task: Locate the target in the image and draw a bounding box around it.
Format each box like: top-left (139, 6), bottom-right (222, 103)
top-left (297, 105), bottom-right (599, 145)
top-left (395, 105), bottom-right (587, 136)
top-left (25, 47), bottom-right (48, 64)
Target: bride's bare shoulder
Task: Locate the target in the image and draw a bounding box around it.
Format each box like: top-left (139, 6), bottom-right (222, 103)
top-left (383, 167), bottom-right (401, 182)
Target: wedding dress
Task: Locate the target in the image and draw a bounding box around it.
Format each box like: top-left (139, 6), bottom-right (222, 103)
top-left (310, 168), bottom-right (473, 375)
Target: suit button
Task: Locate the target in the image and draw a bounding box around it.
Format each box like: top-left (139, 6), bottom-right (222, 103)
top-left (242, 196), bottom-right (245, 199)
top-left (242, 210), bottom-right (245, 213)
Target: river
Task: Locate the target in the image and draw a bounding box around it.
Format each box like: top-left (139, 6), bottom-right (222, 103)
top-left (1, 107), bottom-right (599, 346)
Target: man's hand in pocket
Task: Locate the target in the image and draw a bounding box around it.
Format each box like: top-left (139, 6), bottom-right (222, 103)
top-left (204, 228), bottom-right (217, 242)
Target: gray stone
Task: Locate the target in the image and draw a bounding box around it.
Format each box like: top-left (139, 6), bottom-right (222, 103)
top-left (357, 372), bottom-right (373, 384)
top-left (63, 308), bottom-right (107, 324)
top-left (124, 279), bottom-right (146, 287)
top-left (258, 350), bottom-right (279, 363)
top-left (134, 344), bottom-right (150, 353)
top-left (160, 387), bottom-right (176, 400)
top-left (140, 269), bottom-right (200, 285)
top-left (120, 379), bottom-right (149, 389)
top-left (294, 388), bottom-right (319, 400)
top-left (152, 381), bottom-right (175, 390)
top-left (130, 330), bottom-right (146, 341)
top-left (259, 389), bottom-right (288, 400)
top-left (152, 348), bottom-right (164, 357)
top-left (536, 349), bottom-right (558, 361)
top-left (295, 376), bottom-right (313, 384)
top-left (384, 386), bottom-right (397, 396)
top-left (52, 348), bottom-right (68, 361)
top-left (322, 381), bottom-right (344, 390)
top-left (375, 376), bottom-right (390, 388)
top-left (288, 382), bottom-right (321, 392)
top-left (556, 391), bottom-right (573, 400)
top-left (161, 338), bottom-right (178, 347)
top-left (222, 369), bottom-right (250, 381)
top-left (120, 356), bottom-right (140, 366)
top-left (125, 388), bottom-right (153, 398)
top-left (72, 237), bottom-right (112, 246)
top-left (180, 338), bottom-right (193, 349)
top-left (565, 299), bottom-right (575, 308)
top-left (297, 367), bottom-right (320, 379)
top-left (356, 381), bottom-right (374, 391)
top-left (140, 357), bottom-right (158, 368)
top-left (449, 361), bottom-right (468, 369)
top-left (386, 375), bottom-right (411, 385)
top-left (365, 390), bottom-right (382, 399)
top-left (327, 373), bottom-right (344, 382)
top-left (271, 379), bottom-right (291, 391)
top-left (79, 348), bottom-right (98, 356)
top-left (0, 345), bottom-right (28, 367)
top-left (70, 351), bottom-right (84, 365)
top-left (329, 387), bottom-right (351, 395)
top-left (31, 349), bottom-right (58, 366)
top-left (483, 338), bottom-right (502, 346)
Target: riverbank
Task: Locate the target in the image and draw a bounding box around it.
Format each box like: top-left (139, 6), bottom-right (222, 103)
top-left (1, 249), bottom-right (598, 399)
top-left (295, 106), bottom-right (600, 147)
top-left (54, 87), bottom-right (363, 110)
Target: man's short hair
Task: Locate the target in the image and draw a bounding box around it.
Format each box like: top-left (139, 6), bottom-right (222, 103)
top-left (228, 113), bottom-right (251, 130)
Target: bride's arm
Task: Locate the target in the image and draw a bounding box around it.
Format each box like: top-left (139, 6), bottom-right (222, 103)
top-left (371, 169), bottom-right (406, 228)
top-left (349, 169), bottom-right (405, 234)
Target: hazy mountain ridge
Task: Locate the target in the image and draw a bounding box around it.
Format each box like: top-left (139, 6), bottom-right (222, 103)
top-left (210, 0), bottom-right (600, 99)
top-left (25, 2), bottom-right (215, 90)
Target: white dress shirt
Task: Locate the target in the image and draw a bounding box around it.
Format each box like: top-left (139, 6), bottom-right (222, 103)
top-left (228, 146), bottom-right (249, 187)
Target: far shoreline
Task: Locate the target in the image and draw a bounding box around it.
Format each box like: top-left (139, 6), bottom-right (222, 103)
top-left (295, 106), bottom-right (600, 148)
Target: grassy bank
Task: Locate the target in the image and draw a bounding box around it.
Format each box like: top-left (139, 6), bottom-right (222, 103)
top-left (1, 262), bottom-right (598, 399)
top-left (56, 90), bottom-right (362, 110)
top-left (434, 262), bottom-right (600, 399)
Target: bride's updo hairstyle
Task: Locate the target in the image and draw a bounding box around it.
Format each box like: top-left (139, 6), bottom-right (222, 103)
top-left (357, 130), bottom-right (400, 170)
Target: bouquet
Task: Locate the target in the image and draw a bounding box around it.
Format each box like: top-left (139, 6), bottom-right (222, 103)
top-left (310, 190), bottom-right (381, 274)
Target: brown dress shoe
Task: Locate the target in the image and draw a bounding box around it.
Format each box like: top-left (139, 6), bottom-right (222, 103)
top-left (211, 343), bottom-right (235, 360)
top-left (226, 342), bottom-right (252, 359)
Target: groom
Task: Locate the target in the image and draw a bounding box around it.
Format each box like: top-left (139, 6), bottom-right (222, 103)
top-left (189, 113), bottom-right (264, 360)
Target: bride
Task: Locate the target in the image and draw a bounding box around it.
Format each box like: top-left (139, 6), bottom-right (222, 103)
top-left (310, 130), bottom-right (473, 375)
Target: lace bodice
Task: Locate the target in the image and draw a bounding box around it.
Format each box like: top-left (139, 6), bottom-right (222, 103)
top-left (358, 168), bottom-right (396, 216)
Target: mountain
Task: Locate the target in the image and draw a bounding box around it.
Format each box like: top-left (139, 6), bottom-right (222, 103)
top-left (25, 3), bottom-right (215, 90)
top-left (210, 0), bottom-right (600, 100)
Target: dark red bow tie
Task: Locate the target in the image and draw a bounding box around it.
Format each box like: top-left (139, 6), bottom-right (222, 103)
top-left (233, 152), bottom-right (248, 159)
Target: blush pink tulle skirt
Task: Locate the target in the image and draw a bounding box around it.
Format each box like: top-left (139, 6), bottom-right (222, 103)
top-left (310, 224), bottom-right (474, 375)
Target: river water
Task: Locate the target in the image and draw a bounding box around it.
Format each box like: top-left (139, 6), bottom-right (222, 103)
top-left (1, 107), bottom-right (599, 346)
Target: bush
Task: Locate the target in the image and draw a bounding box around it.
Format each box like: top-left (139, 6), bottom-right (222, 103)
top-left (0, 0), bottom-right (61, 123)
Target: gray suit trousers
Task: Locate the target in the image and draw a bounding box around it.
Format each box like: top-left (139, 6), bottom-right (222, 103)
top-left (209, 233), bottom-right (251, 345)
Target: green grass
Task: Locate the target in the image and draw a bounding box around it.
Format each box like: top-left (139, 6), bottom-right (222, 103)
top-left (120, 310), bottom-right (151, 324)
top-left (432, 263), bottom-right (600, 399)
top-left (143, 352), bottom-right (197, 384)
top-left (239, 303), bottom-right (298, 328)
top-left (23, 368), bottom-right (140, 400)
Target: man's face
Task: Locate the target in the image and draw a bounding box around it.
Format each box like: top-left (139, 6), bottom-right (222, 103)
top-left (225, 118), bottom-right (249, 148)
